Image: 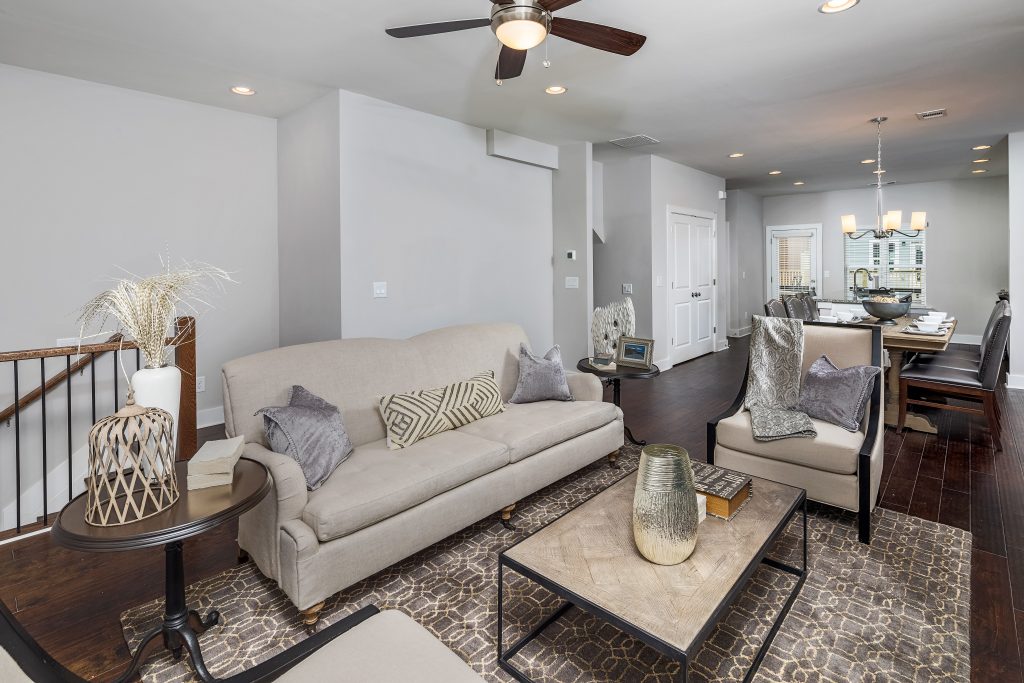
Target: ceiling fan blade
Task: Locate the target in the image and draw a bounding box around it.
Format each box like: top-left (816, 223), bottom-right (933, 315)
top-left (539, 0), bottom-right (584, 11)
top-left (495, 45), bottom-right (528, 80)
top-left (385, 18), bottom-right (490, 38)
top-left (549, 18), bottom-right (646, 55)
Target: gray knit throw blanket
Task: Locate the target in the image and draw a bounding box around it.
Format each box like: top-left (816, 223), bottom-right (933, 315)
top-left (746, 316), bottom-right (817, 441)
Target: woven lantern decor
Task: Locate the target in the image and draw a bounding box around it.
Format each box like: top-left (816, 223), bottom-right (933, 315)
top-left (85, 392), bottom-right (179, 526)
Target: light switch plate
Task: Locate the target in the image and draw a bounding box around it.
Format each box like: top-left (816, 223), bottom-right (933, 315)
top-left (824, 270), bottom-right (831, 278)
top-left (373, 282), bottom-right (388, 298)
top-left (622, 283), bottom-right (633, 295)
top-left (565, 277), bottom-right (580, 289)
top-left (655, 276), bottom-right (664, 287)
top-left (196, 376), bottom-right (206, 393)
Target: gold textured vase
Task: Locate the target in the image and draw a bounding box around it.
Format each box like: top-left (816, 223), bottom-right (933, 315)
top-left (632, 444), bottom-right (699, 565)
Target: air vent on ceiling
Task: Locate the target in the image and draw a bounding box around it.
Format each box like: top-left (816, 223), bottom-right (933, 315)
top-left (916, 108), bottom-right (947, 121)
top-left (609, 134), bottom-right (660, 148)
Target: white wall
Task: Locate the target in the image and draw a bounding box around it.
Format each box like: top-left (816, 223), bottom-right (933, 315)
top-left (278, 90), bottom-right (341, 347)
top-left (650, 156), bottom-right (728, 362)
top-left (552, 143), bottom-right (594, 361)
top-left (0, 64), bottom-right (279, 413)
top-left (726, 189), bottom-right (765, 336)
top-left (1008, 132), bottom-right (1024, 389)
top-left (276, 91), bottom-right (556, 351)
top-left (0, 64), bottom-right (279, 529)
top-left (764, 177), bottom-right (1009, 340)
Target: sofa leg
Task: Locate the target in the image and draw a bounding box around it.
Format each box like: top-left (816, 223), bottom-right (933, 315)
top-left (300, 601), bottom-right (325, 633)
top-left (501, 504), bottom-right (517, 531)
top-left (237, 547), bottom-right (250, 564)
top-left (607, 450), bottom-right (620, 469)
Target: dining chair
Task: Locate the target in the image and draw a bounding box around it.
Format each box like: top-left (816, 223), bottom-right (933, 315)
top-left (764, 298), bottom-right (787, 317)
top-left (898, 302), bottom-right (1011, 450)
top-left (797, 292), bottom-right (819, 321)
top-left (783, 295), bottom-right (810, 320)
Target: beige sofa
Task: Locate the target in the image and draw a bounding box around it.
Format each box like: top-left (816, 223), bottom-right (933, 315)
top-left (222, 323), bottom-right (623, 625)
top-left (708, 323), bottom-right (884, 544)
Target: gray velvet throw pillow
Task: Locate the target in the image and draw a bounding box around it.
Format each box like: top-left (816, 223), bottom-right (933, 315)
top-left (510, 344), bottom-right (573, 404)
top-left (797, 355), bottom-right (880, 432)
top-left (256, 386), bottom-right (354, 490)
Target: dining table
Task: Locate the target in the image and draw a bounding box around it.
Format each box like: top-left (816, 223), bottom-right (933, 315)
top-left (865, 314), bottom-right (958, 434)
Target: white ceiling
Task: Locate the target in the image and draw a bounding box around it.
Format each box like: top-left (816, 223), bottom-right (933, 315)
top-left (1, 0), bottom-right (1022, 195)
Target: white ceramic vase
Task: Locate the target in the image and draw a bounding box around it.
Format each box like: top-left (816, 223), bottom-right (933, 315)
top-left (130, 365), bottom-right (181, 471)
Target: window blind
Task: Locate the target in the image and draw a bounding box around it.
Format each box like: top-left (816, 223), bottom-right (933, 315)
top-left (844, 233), bottom-right (926, 304)
top-left (776, 234), bottom-right (814, 295)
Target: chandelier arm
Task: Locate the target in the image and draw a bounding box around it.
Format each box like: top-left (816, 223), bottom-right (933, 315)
top-left (845, 231), bottom-right (874, 240)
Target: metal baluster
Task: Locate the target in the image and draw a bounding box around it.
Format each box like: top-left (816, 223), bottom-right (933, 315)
top-left (67, 355), bottom-right (72, 505)
top-left (40, 358), bottom-right (47, 526)
top-left (13, 360), bottom-right (21, 534)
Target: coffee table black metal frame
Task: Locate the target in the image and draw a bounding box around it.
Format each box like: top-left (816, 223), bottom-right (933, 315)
top-left (576, 358), bottom-right (660, 447)
top-left (497, 490), bottom-right (807, 683)
top-left (50, 458), bottom-right (271, 683)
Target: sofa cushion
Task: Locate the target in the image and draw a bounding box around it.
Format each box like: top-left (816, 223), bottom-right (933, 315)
top-left (716, 409), bottom-right (864, 475)
top-left (458, 400), bottom-right (619, 464)
top-left (277, 610), bottom-right (483, 683)
top-left (379, 371), bottom-right (505, 450)
top-left (302, 431), bottom-right (509, 542)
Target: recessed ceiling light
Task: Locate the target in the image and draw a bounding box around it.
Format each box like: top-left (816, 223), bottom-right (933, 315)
top-left (545, 85), bottom-right (567, 95)
top-left (768, 170), bottom-right (782, 175)
top-left (818, 0), bottom-right (859, 14)
top-left (972, 169), bottom-right (988, 174)
top-left (728, 152), bottom-right (745, 158)
top-left (972, 144), bottom-right (992, 151)
top-left (231, 86), bottom-right (256, 96)
top-left (860, 159), bottom-right (876, 164)
top-left (873, 169), bottom-right (887, 174)
top-left (793, 181), bottom-right (806, 186)
top-left (973, 158), bottom-right (990, 164)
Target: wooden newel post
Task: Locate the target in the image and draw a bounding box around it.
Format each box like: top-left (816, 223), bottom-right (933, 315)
top-left (174, 316), bottom-right (198, 461)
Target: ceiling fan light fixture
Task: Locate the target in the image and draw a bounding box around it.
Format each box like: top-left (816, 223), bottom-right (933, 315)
top-left (492, 5), bottom-right (550, 51)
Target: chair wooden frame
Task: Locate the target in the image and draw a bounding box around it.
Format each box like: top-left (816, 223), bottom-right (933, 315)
top-left (0, 597), bottom-right (380, 683)
top-left (898, 379), bottom-right (1002, 451)
top-left (707, 322), bottom-right (883, 544)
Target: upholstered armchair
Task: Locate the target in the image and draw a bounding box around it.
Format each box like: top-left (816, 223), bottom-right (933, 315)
top-left (707, 323), bottom-right (884, 544)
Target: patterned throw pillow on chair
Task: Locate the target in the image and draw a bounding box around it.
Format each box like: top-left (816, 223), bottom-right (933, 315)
top-left (797, 355), bottom-right (880, 432)
top-left (379, 371), bottom-right (505, 450)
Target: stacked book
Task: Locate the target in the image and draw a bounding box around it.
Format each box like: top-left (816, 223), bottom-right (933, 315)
top-left (187, 436), bottom-right (245, 490)
top-left (690, 461), bottom-right (753, 520)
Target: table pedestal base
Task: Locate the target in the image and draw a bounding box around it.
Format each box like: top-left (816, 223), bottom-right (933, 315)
top-left (115, 541), bottom-right (222, 683)
top-left (611, 378), bottom-right (647, 447)
top-left (884, 349), bottom-right (938, 434)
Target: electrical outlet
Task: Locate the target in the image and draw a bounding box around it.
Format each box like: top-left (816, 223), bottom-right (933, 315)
top-left (655, 275), bottom-right (665, 287)
top-left (373, 282), bottom-right (388, 298)
top-left (196, 376), bottom-right (206, 393)
top-left (622, 283), bottom-right (633, 295)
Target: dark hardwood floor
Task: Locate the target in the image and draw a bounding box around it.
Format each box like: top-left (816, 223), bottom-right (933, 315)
top-left (1, 338), bottom-right (1021, 681)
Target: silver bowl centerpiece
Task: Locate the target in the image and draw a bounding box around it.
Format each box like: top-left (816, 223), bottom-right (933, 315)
top-left (861, 294), bottom-right (912, 325)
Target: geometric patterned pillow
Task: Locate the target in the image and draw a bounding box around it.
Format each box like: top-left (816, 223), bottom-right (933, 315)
top-left (379, 371), bottom-right (505, 450)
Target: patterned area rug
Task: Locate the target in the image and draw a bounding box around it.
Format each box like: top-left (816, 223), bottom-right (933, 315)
top-left (122, 445), bottom-right (971, 682)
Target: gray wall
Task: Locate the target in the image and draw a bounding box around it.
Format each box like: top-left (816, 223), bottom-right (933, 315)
top-left (726, 189), bottom-right (765, 335)
top-left (593, 155), bottom-right (653, 335)
top-left (552, 143), bottom-right (594, 361)
top-left (278, 91), bottom-right (341, 347)
top-left (764, 177), bottom-right (1009, 340)
top-left (1009, 132), bottom-right (1024, 389)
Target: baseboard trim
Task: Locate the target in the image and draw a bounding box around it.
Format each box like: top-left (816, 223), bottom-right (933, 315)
top-left (715, 339), bottom-right (730, 352)
top-left (1007, 373), bottom-right (1024, 391)
top-left (950, 333), bottom-right (981, 346)
top-left (728, 325), bottom-right (752, 338)
top-left (197, 406), bottom-right (225, 429)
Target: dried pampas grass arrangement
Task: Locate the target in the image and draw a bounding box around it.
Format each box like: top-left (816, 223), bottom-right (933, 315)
top-left (79, 257), bottom-right (232, 369)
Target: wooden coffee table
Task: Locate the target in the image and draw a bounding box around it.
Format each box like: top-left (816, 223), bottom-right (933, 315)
top-left (497, 470), bottom-right (806, 683)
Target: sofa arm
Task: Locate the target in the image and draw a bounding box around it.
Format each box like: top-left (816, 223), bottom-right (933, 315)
top-left (567, 371), bottom-right (604, 402)
top-left (244, 443), bottom-right (308, 521)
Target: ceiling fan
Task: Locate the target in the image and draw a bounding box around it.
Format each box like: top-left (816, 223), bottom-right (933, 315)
top-left (385, 0), bottom-right (647, 82)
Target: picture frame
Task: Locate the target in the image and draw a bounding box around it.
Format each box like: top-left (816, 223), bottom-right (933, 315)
top-left (615, 336), bottom-right (654, 369)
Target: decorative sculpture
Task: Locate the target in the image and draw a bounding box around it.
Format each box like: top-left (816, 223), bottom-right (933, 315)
top-left (591, 297), bottom-right (636, 355)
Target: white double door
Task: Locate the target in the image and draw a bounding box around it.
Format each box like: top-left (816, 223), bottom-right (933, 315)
top-left (668, 213), bottom-right (715, 366)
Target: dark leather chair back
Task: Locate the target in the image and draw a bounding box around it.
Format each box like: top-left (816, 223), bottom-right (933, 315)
top-left (979, 300), bottom-right (1006, 359)
top-left (783, 295), bottom-right (808, 320)
top-left (797, 293), bottom-right (819, 321)
top-left (978, 301), bottom-right (1011, 390)
top-left (764, 298), bottom-right (787, 317)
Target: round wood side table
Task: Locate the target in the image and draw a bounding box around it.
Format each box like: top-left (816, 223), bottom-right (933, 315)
top-left (51, 458), bottom-right (270, 683)
top-left (576, 358), bottom-right (661, 448)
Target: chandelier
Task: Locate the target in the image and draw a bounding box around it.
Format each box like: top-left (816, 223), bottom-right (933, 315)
top-left (842, 117), bottom-right (928, 240)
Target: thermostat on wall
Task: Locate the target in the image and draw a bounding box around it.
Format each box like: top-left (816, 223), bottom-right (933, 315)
top-left (566, 250), bottom-right (577, 260)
